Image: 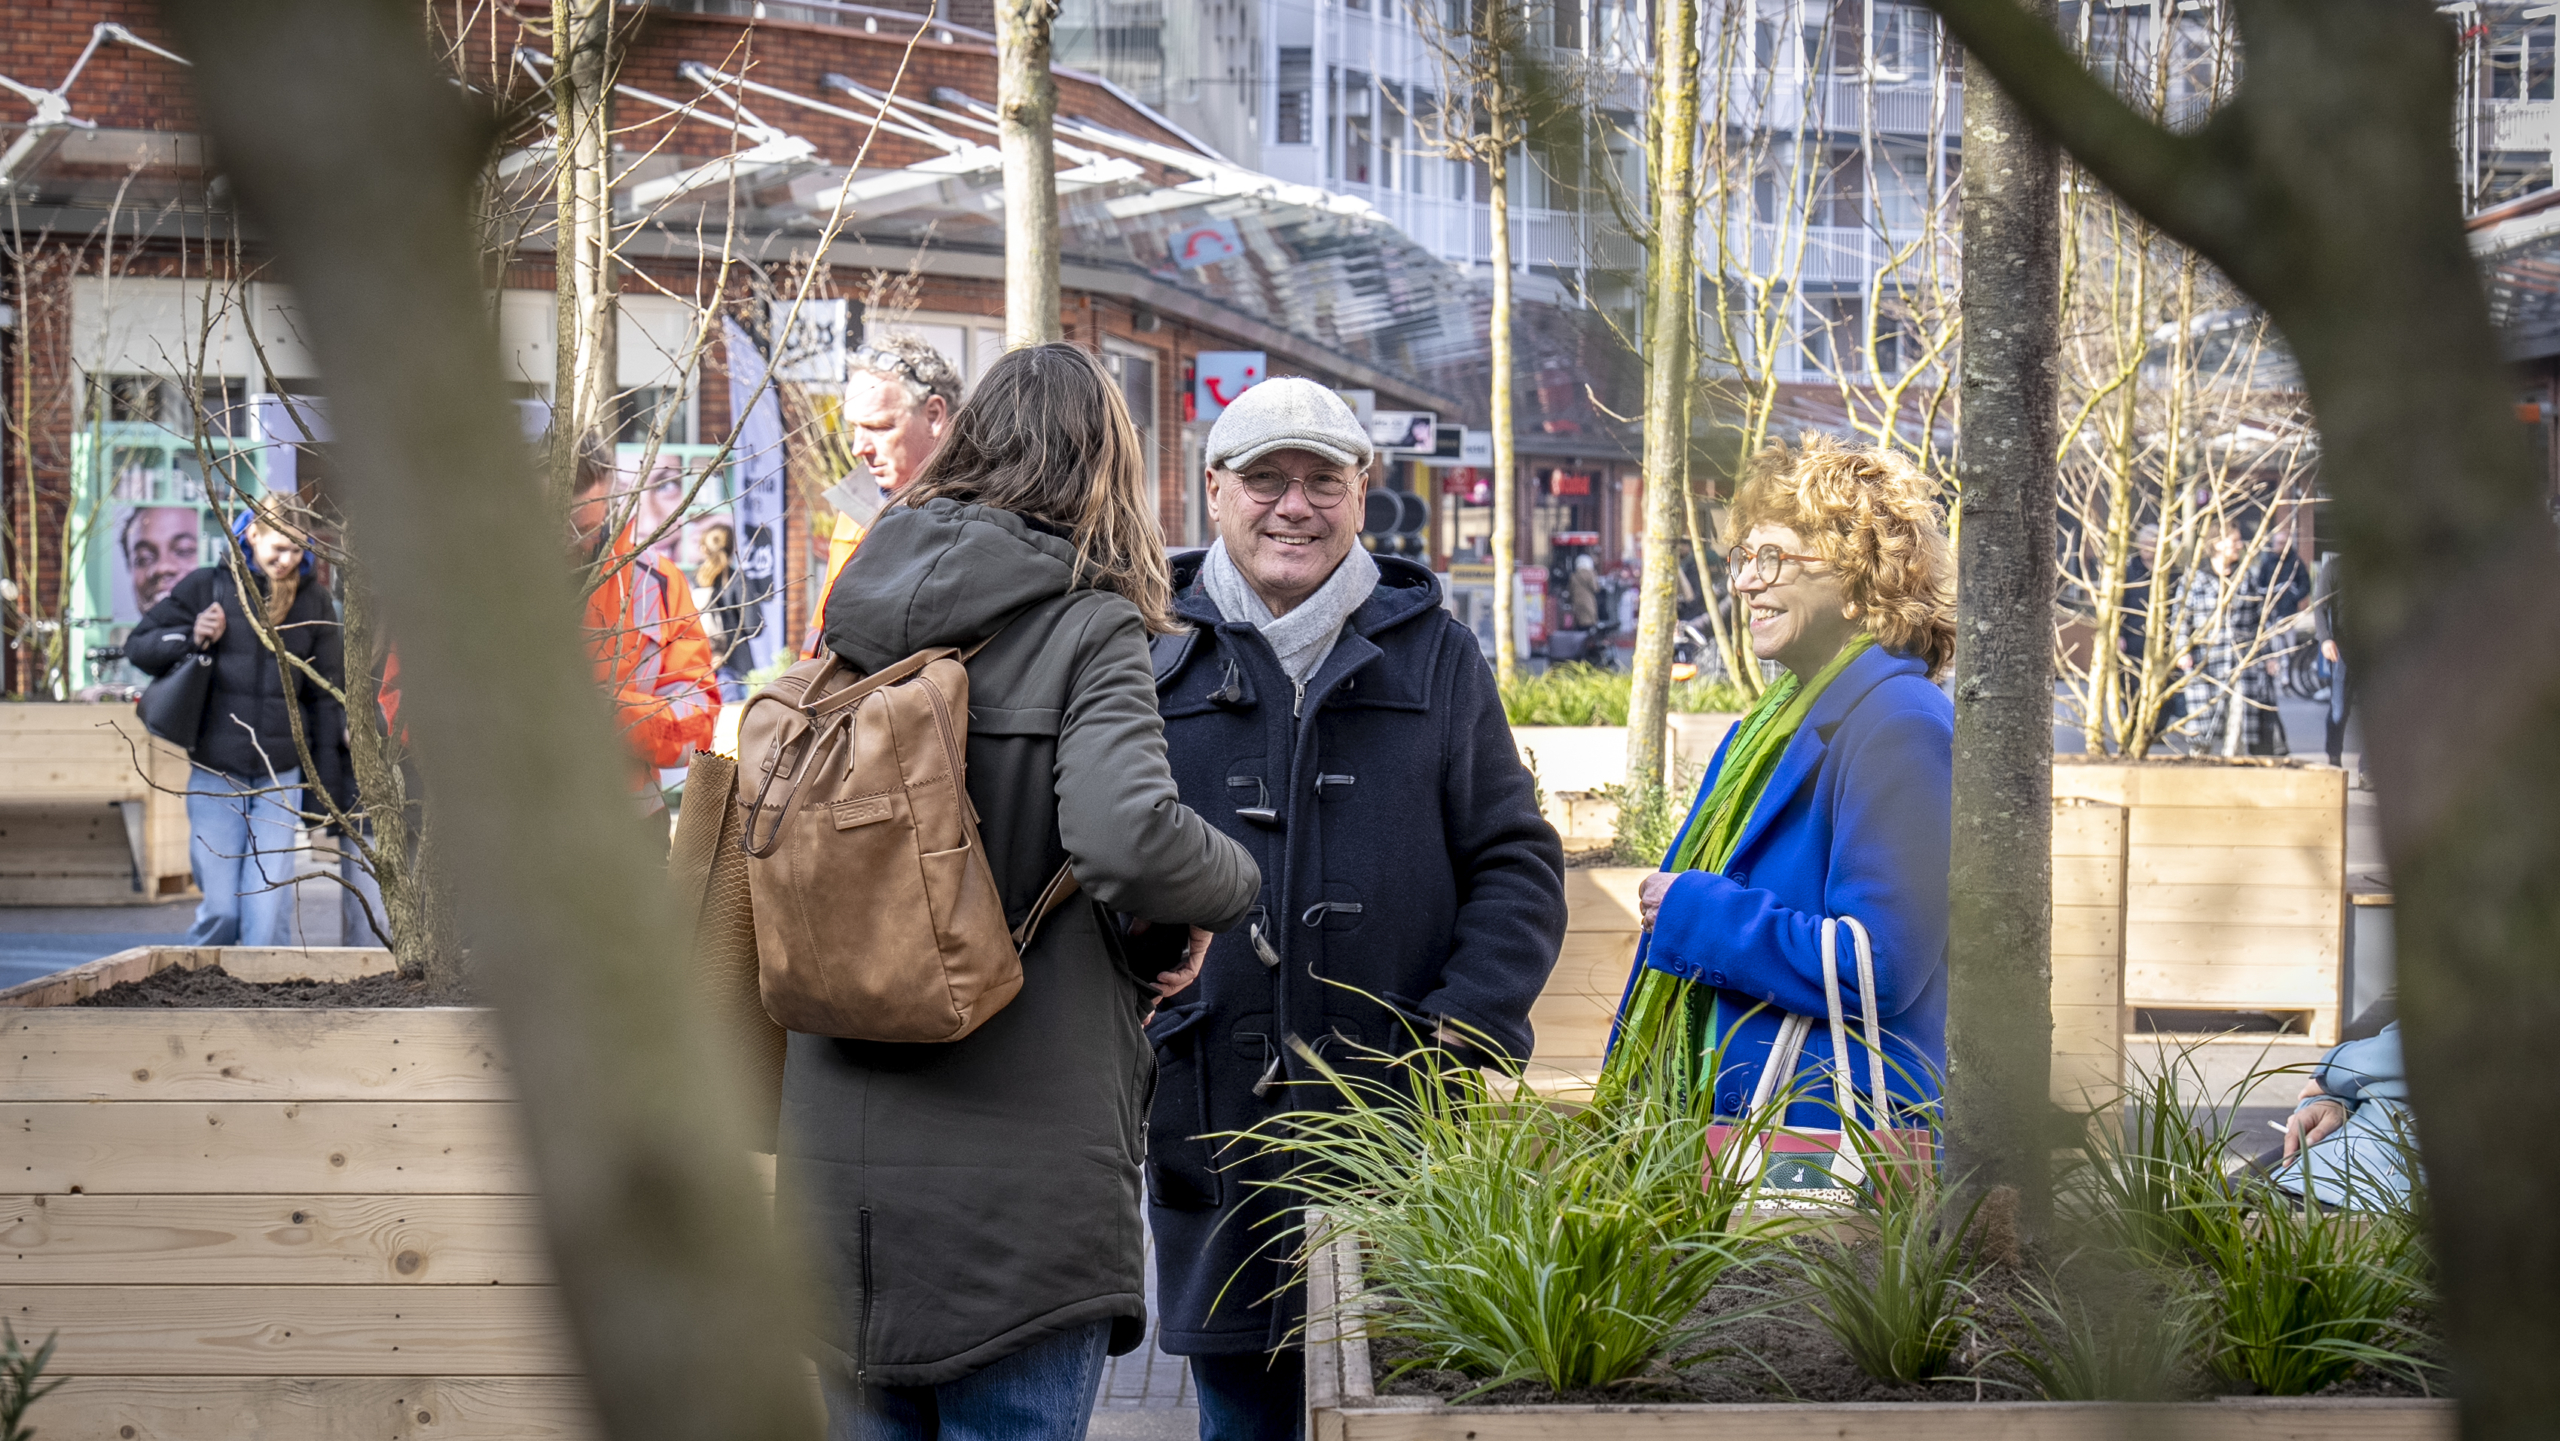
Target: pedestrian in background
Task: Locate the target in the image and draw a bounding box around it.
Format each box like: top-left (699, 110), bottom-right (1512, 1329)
top-left (792, 343), bottom-right (1260, 1441)
top-left (1147, 378), bottom-right (1565, 1441)
top-left (128, 505), bottom-right (350, 946)
top-left (2310, 550), bottom-right (2353, 771)
top-left (566, 433), bottom-right (721, 844)
top-left (2177, 520), bottom-right (2289, 757)
top-left (812, 333), bottom-right (964, 612)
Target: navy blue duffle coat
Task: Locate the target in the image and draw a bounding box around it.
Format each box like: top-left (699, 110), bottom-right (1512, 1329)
top-left (1146, 550), bottom-right (1566, 1356)
top-left (1626, 642), bottom-right (1953, 1126)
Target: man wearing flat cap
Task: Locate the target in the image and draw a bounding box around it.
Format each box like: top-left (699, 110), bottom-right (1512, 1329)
top-left (1145, 378), bottom-right (1566, 1440)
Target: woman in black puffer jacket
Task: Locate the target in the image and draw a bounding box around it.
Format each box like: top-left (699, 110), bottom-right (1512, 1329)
top-left (127, 511), bottom-right (349, 946)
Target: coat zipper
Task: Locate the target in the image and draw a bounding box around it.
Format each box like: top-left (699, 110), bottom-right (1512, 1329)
top-left (920, 674), bottom-right (972, 820)
top-left (857, 1206), bottom-right (875, 1383)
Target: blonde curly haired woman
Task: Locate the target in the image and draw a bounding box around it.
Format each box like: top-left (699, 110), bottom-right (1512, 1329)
top-left (1602, 434), bottom-right (1957, 1137)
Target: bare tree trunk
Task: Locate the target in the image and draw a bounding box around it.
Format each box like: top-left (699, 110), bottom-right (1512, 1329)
top-left (998, 0), bottom-right (1063, 348)
top-left (551, 0), bottom-right (616, 487)
top-left (1929, 0), bottom-right (2560, 1426)
top-left (1490, 142), bottom-right (1519, 686)
top-left (1943, 2), bottom-right (2059, 1225)
top-left (338, 555), bottom-right (461, 995)
top-left (1627, 0), bottom-right (1699, 790)
top-left (168, 5), bottom-right (818, 1439)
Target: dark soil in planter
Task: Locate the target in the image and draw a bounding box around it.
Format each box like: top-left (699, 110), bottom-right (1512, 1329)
top-left (73, 963), bottom-right (434, 1008)
top-left (1369, 1261), bottom-right (2439, 1406)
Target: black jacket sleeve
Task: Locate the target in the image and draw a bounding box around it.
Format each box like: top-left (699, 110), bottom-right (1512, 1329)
top-left (126, 568), bottom-right (218, 677)
top-left (1416, 620), bottom-right (1568, 1066)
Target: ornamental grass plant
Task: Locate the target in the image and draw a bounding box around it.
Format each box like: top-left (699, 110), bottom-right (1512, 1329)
top-left (1500, 664), bottom-right (1750, 726)
top-left (1241, 1029), bottom-right (1795, 1396)
top-left (1793, 1149), bottom-right (1986, 1384)
top-left (1997, 1269), bottom-right (2213, 1401)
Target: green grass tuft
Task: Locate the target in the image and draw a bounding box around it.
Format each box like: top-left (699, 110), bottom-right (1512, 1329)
top-left (1501, 665), bottom-right (1753, 727)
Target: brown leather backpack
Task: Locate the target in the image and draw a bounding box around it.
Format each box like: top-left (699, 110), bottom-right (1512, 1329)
top-left (736, 638), bottom-right (1077, 1042)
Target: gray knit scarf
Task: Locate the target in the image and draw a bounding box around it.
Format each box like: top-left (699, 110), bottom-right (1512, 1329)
top-left (1200, 538), bottom-right (1379, 687)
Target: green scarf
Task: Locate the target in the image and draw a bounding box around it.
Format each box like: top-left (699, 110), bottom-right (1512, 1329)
top-left (1595, 634), bottom-right (1874, 1109)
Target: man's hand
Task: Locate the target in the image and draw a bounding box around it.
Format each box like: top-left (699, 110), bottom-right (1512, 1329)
top-left (2283, 1076), bottom-right (2350, 1161)
top-left (2321, 639), bottom-right (2339, 663)
top-left (1638, 871), bottom-right (1676, 931)
top-left (191, 602), bottom-right (226, 648)
top-left (1151, 926), bottom-right (1212, 1000)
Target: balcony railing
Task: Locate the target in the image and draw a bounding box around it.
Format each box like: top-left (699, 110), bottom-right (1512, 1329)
top-left (1349, 188), bottom-right (1643, 273)
top-left (2485, 98), bottom-right (2555, 154)
top-left (1713, 69), bottom-right (1964, 138)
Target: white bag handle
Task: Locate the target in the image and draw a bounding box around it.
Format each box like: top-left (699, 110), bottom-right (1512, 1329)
top-left (1819, 915), bottom-right (1891, 1130)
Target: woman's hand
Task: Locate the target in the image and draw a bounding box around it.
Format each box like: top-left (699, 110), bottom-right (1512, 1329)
top-left (2282, 1076), bottom-right (2349, 1161)
top-left (1638, 871), bottom-right (1676, 931)
top-left (190, 603), bottom-right (226, 648)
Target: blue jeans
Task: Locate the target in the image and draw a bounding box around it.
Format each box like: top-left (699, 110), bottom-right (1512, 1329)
top-left (1191, 1350), bottom-right (1303, 1441)
top-left (183, 765), bottom-right (304, 947)
top-left (824, 1320), bottom-right (1111, 1441)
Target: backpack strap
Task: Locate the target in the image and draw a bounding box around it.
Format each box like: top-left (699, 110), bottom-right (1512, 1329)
top-left (1011, 863), bottom-right (1083, 952)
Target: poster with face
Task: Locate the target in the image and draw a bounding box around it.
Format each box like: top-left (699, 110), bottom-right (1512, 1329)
top-left (112, 503), bottom-right (208, 623)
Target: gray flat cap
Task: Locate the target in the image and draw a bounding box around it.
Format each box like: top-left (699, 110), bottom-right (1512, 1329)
top-left (1206, 376), bottom-right (1374, 472)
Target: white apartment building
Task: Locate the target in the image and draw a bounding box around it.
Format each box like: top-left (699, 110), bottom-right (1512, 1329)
top-left (1058, 0), bottom-right (1647, 300)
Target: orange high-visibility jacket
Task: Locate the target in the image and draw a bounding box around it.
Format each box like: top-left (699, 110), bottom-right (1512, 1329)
top-left (586, 527), bottom-right (720, 784)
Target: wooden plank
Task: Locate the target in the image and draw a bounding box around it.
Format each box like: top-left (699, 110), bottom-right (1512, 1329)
top-left (2051, 855), bottom-right (2122, 907)
top-left (2050, 803), bottom-right (2124, 857)
top-left (2125, 807), bottom-right (2343, 852)
top-left (217, 948), bottom-right (398, 984)
top-left (0, 946), bottom-right (177, 1009)
top-left (7, 1102), bottom-right (531, 1195)
top-left (2054, 759), bottom-right (2348, 810)
top-left (2049, 953), bottom-right (2120, 1009)
top-left (2126, 921), bottom-right (2342, 968)
top-left (2125, 845), bottom-right (2338, 889)
top-left (36, 1376), bottom-right (598, 1441)
top-left (1329, 1400), bottom-right (2454, 1441)
top-left (2052, 906), bottom-right (2118, 958)
top-left (2126, 884), bottom-right (2341, 929)
top-left (0, 1194), bottom-right (550, 1285)
top-left (1562, 868), bottom-right (1647, 931)
top-left (2128, 962), bottom-right (2337, 1010)
top-left (3, 1007), bottom-right (503, 1102)
top-left (0, 1285), bottom-right (576, 1375)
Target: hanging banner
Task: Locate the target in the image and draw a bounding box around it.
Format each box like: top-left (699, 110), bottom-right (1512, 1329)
top-left (721, 317), bottom-right (789, 681)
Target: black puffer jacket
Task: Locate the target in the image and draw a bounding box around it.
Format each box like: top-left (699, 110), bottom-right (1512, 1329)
top-left (128, 563), bottom-right (350, 804)
top-left (786, 499), bottom-right (1260, 1386)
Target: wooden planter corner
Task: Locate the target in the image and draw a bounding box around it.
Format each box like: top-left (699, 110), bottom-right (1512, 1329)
top-left (0, 702), bottom-right (195, 905)
top-left (1, 946), bottom-right (597, 1440)
top-left (1304, 1220), bottom-right (2454, 1441)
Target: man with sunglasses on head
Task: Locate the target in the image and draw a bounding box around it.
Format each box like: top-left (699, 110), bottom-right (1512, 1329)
top-left (812, 334), bottom-right (963, 618)
top-left (1146, 378), bottom-right (1566, 1441)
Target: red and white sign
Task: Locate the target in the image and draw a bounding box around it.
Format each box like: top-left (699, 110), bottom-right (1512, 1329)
top-left (1193, 351), bottom-right (1266, 421)
top-left (1168, 219), bottom-right (1245, 269)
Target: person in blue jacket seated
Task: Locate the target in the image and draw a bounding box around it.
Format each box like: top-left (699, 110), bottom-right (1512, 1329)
top-left (2273, 1019), bottom-right (2415, 1210)
top-left (1599, 434), bottom-right (1955, 1137)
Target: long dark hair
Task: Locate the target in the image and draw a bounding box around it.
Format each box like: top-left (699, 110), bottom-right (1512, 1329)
top-left (895, 343), bottom-right (1174, 631)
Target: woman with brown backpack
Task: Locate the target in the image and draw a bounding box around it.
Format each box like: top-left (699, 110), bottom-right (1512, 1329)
top-left (787, 342), bottom-right (1260, 1440)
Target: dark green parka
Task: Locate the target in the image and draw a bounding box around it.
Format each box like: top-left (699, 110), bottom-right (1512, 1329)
top-left (783, 498), bottom-right (1260, 1387)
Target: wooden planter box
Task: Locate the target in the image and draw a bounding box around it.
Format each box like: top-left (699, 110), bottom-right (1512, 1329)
top-left (1514, 718), bottom-right (1739, 846)
top-left (1303, 1223), bottom-right (2454, 1441)
top-left (0, 702), bottom-right (195, 904)
top-left (1534, 797), bottom-right (2129, 1106)
top-left (0, 947), bottom-right (596, 1440)
top-left (2053, 759), bottom-right (2348, 1043)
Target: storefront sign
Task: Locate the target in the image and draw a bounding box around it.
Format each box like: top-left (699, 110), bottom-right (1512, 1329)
top-left (1167, 218), bottom-right (1245, 269)
top-left (1548, 471), bottom-right (1592, 496)
top-left (1193, 350), bottom-right (1265, 421)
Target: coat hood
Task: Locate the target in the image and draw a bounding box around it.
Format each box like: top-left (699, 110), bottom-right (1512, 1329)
top-left (823, 498), bottom-right (1084, 670)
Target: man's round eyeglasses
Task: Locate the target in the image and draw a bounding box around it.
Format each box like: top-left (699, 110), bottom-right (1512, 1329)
top-left (1236, 473), bottom-right (1354, 508)
top-left (1726, 544), bottom-right (1825, 585)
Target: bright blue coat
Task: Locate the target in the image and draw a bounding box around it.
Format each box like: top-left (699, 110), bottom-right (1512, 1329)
top-left (1622, 643), bottom-right (1953, 1127)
